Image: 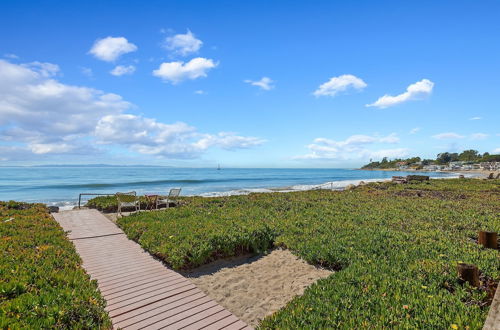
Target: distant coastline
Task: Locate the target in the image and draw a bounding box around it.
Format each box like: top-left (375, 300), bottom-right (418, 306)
top-left (359, 167), bottom-right (495, 178)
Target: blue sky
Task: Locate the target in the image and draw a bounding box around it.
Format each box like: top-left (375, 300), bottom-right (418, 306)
top-left (0, 0), bottom-right (499, 167)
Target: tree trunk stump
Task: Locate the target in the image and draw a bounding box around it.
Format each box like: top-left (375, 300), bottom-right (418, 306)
top-left (478, 231), bottom-right (498, 249)
top-left (457, 263), bottom-right (479, 287)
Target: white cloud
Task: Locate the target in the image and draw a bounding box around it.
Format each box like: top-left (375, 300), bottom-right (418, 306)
top-left (30, 143), bottom-right (76, 154)
top-left (95, 114), bottom-right (265, 158)
top-left (4, 53), bottom-right (19, 59)
top-left (152, 57), bottom-right (217, 84)
top-left (313, 74), bottom-right (367, 97)
top-left (193, 132), bottom-right (266, 150)
top-left (379, 133), bottom-right (400, 143)
top-left (0, 59), bottom-right (263, 161)
top-left (194, 90), bottom-right (206, 95)
top-left (0, 59), bottom-right (131, 155)
top-left (163, 30), bottom-right (203, 56)
top-left (110, 65), bottom-right (136, 76)
top-left (470, 133), bottom-right (488, 140)
top-left (81, 67), bottom-right (93, 77)
top-left (0, 146), bottom-right (30, 161)
top-left (244, 77), bottom-right (274, 90)
top-left (89, 37), bottom-right (137, 62)
top-left (294, 133), bottom-right (405, 160)
top-left (492, 148), bottom-right (500, 153)
top-left (367, 79), bottom-right (434, 108)
top-left (22, 62), bottom-right (60, 77)
top-left (369, 148), bottom-right (410, 159)
top-left (409, 127), bottom-right (421, 134)
top-left (432, 132), bottom-right (465, 140)
top-left (469, 116), bottom-right (482, 120)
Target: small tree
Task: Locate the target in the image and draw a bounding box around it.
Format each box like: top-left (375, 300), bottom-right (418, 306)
top-left (436, 152), bottom-right (451, 164)
top-left (458, 149), bottom-right (479, 162)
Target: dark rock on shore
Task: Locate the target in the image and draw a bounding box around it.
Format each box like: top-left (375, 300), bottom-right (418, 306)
top-left (48, 206), bottom-right (59, 213)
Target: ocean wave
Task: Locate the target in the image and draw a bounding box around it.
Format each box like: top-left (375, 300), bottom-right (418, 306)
top-left (26, 176), bottom-right (317, 190)
top-left (18, 171), bottom-right (458, 207)
top-left (195, 178), bottom-right (392, 197)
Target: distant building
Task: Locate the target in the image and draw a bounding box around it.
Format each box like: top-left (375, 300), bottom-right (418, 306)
top-left (480, 162), bottom-right (500, 171)
top-left (423, 164), bottom-right (443, 171)
top-left (396, 161), bottom-right (408, 170)
top-left (449, 161), bottom-right (465, 170)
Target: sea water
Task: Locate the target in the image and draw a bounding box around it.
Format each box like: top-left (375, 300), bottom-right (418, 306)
top-left (0, 166), bottom-right (456, 208)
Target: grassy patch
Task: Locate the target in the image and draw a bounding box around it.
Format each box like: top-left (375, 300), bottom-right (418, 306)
top-left (116, 179), bottom-right (499, 328)
top-left (0, 202), bottom-right (111, 328)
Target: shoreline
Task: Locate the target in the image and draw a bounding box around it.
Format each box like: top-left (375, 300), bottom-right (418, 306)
top-left (361, 168), bottom-right (495, 178)
top-left (55, 171), bottom-right (469, 210)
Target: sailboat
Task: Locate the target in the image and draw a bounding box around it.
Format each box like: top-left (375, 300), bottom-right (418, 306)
top-left (217, 164), bottom-right (221, 170)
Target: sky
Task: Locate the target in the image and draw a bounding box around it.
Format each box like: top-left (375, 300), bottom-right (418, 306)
top-left (0, 0), bottom-right (499, 168)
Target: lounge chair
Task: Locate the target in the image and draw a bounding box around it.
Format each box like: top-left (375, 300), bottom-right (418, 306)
top-left (156, 188), bottom-right (181, 208)
top-left (116, 191), bottom-right (140, 215)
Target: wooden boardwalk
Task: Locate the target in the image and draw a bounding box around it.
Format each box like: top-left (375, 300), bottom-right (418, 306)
top-left (484, 284), bottom-right (500, 330)
top-left (53, 209), bottom-right (251, 330)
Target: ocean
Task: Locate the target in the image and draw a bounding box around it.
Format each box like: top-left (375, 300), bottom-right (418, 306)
top-left (0, 167), bottom-right (456, 209)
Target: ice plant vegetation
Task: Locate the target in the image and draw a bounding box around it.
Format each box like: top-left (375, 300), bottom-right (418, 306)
top-left (0, 202), bottom-right (110, 328)
top-left (109, 179), bottom-right (499, 328)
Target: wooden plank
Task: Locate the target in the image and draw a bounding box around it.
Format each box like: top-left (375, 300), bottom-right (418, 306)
top-left (484, 283), bottom-right (500, 330)
top-left (100, 273), bottom-right (181, 295)
top-left (112, 291), bottom-right (206, 325)
top-left (106, 278), bottom-right (191, 305)
top-left (107, 284), bottom-right (198, 317)
top-left (103, 274), bottom-right (184, 298)
top-left (96, 267), bottom-right (172, 285)
top-left (104, 276), bottom-right (187, 299)
top-left (87, 258), bottom-right (161, 272)
top-left (52, 210), bottom-right (251, 330)
top-left (220, 320), bottom-right (251, 330)
top-left (116, 295), bottom-right (212, 329)
top-left (165, 307), bottom-right (231, 330)
top-left (83, 254), bottom-right (156, 270)
top-left (85, 260), bottom-right (160, 277)
top-left (134, 301), bottom-right (221, 330)
top-left (98, 269), bottom-right (175, 291)
top-left (186, 314), bottom-right (240, 330)
top-left (107, 282), bottom-right (195, 309)
top-left (89, 261), bottom-right (167, 279)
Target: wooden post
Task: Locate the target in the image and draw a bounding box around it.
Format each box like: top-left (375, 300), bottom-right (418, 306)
top-left (478, 231), bottom-right (498, 249)
top-left (457, 263), bottom-right (479, 287)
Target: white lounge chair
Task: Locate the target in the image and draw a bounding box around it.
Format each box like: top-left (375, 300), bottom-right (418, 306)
top-left (116, 191), bottom-right (140, 215)
top-left (157, 188), bottom-right (181, 208)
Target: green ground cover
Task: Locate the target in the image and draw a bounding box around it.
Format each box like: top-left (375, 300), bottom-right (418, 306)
top-left (86, 195), bottom-right (175, 212)
top-left (113, 179), bottom-right (499, 328)
top-left (0, 201), bottom-right (110, 328)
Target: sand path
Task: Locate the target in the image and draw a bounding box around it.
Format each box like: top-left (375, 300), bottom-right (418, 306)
top-left (183, 249), bottom-right (333, 327)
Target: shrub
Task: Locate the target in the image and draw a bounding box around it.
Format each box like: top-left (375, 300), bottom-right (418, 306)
top-left (86, 195), bottom-right (178, 212)
top-left (0, 202), bottom-right (110, 328)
